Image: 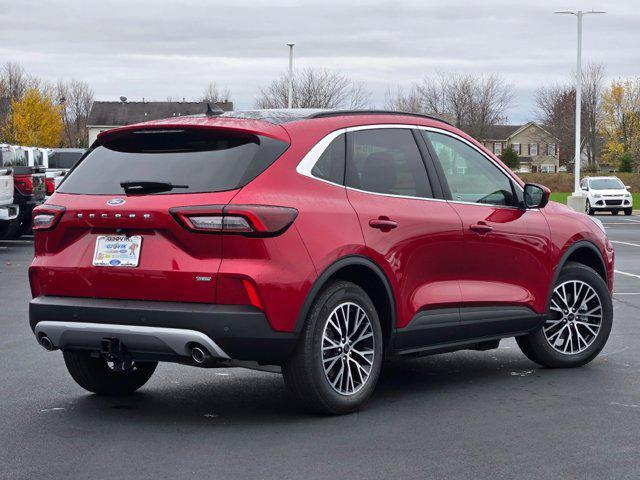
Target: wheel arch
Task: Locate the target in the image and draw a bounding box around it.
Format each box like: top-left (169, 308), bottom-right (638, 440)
top-left (548, 240), bottom-right (608, 308)
top-left (294, 255), bottom-right (397, 350)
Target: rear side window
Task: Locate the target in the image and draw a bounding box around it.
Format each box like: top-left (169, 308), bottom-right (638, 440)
top-left (311, 134), bottom-right (345, 185)
top-left (346, 128), bottom-right (431, 198)
top-left (58, 129), bottom-right (289, 195)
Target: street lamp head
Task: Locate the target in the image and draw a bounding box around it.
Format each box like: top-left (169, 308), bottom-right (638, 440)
top-left (285, 42), bottom-right (295, 47)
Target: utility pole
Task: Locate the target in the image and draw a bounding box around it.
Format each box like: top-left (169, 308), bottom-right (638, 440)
top-left (555, 10), bottom-right (605, 210)
top-left (286, 42), bottom-right (295, 109)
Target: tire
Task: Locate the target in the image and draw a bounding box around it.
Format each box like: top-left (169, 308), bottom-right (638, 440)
top-left (585, 200), bottom-right (594, 216)
top-left (11, 209), bottom-right (32, 239)
top-left (283, 280), bottom-right (384, 415)
top-left (625, 208), bottom-right (633, 216)
top-left (0, 218), bottom-right (21, 240)
top-left (611, 210), bottom-right (619, 216)
top-left (63, 350), bottom-right (157, 395)
top-left (516, 262), bottom-right (612, 368)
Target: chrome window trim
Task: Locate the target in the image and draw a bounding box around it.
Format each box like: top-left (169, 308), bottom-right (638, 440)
top-left (295, 123), bottom-right (525, 207)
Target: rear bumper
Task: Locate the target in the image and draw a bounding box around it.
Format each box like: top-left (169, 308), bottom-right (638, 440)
top-left (30, 296), bottom-right (297, 364)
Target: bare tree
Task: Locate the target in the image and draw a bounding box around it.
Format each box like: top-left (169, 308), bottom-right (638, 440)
top-left (384, 72), bottom-right (513, 139)
top-left (581, 62), bottom-right (606, 169)
top-left (255, 67), bottom-right (371, 109)
top-left (201, 82), bottom-right (231, 104)
top-left (535, 83), bottom-right (578, 166)
top-left (55, 79), bottom-right (94, 147)
top-left (0, 61), bottom-right (29, 101)
top-left (384, 85), bottom-right (424, 113)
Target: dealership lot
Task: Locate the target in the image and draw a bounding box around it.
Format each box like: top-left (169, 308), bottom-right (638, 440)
top-left (1, 215), bottom-right (639, 480)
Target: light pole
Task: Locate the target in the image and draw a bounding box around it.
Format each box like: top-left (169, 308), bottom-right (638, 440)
top-left (286, 42), bottom-right (295, 109)
top-left (555, 10), bottom-right (605, 206)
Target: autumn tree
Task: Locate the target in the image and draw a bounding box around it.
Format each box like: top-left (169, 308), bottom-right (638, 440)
top-left (600, 78), bottom-right (640, 171)
top-left (9, 88), bottom-right (63, 147)
top-left (255, 67), bottom-right (370, 109)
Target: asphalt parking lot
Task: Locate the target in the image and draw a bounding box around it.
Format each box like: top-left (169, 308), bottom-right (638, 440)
top-left (1, 215), bottom-right (639, 480)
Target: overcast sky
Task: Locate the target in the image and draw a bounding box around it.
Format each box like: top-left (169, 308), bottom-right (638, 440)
top-left (1, 0), bottom-right (638, 123)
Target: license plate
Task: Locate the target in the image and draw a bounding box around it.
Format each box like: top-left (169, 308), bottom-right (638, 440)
top-left (92, 235), bottom-right (142, 267)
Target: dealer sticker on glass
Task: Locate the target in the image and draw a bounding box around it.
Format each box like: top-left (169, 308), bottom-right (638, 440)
top-left (92, 235), bottom-right (142, 267)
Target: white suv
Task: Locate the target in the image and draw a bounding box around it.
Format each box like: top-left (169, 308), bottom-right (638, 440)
top-left (582, 176), bottom-right (633, 216)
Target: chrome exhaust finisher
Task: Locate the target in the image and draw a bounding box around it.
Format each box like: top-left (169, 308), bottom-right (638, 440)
top-left (190, 345), bottom-right (210, 364)
top-left (39, 335), bottom-right (55, 351)
top-left (33, 321), bottom-right (230, 360)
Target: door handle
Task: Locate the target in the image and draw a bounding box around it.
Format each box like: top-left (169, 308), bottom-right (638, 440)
top-left (369, 217), bottom-right (398, 232)
top-left (469, 222), bottom-right (493, 234)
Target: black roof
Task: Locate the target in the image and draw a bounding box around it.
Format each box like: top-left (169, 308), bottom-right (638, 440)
top-left (483, 124), bottom-right (523, 140)
top-left (88, 100), bottom-right (234, 126)
top-left (219, 109), bottom-right (452, 126)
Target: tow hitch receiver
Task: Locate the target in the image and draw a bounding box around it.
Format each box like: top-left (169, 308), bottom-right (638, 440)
top-left (100, 337), bottom-right (132, 371)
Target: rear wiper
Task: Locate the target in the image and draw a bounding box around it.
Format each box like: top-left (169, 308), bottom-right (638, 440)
top-left (120, 180), bottom-right (189, 194)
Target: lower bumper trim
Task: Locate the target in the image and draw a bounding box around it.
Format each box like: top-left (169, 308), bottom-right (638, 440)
top-left (34, 321), bottom-right (230, 359)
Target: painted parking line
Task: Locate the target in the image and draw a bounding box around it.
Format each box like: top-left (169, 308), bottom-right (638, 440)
top-left (615, 270), bottom-right (640, 280)
top-left (614, 292), bottom-right (640, 295)
top-left (0, 240), bottom-right (33, 245)
top-left (611, 241), bottom-right (640, 248)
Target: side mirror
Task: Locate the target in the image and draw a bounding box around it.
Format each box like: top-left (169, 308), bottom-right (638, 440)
top-left (626, 185), bottom-right (631, 190)
top-left (524, 183), bottom-right (550, 209)
top-left (581, 186), bottom-right (588, 191)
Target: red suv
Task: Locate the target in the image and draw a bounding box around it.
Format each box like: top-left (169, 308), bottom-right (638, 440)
top-left (29, 110), bottom-right (614, 414)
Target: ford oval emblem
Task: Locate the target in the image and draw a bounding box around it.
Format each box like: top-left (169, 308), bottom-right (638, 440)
top-left (107, 198), bottom-right (126, 206)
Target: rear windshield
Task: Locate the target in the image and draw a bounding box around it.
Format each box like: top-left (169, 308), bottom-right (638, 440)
top-left (590, 178), bottom-right (624, 190)
top-left (58, 129), bottom-right (288, 195)
top-left (0, 149), bottom-right (19, 167)
top-left (49, 151), bottom-right (84, 169)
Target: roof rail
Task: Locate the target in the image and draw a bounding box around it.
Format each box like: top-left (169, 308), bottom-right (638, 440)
top-left (308, 109), bottom-right (453, 126)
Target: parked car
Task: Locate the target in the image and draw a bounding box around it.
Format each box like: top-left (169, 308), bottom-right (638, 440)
top-left (42, 148), bottom-right (86, 195)
top-left (0, 145), bottom-right (45, 239)
top-left (0, 147), bottom-right (19, 230)
top-left (582, 176), bottom-right (633, 216)
top-left (29, 110), bottom-right (614, 414)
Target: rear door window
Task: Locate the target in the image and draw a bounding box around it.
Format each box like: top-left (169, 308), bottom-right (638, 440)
top-left (345, 128), bottom-right (432, 198)
top-left (58, 129), bottom-right (289, 195)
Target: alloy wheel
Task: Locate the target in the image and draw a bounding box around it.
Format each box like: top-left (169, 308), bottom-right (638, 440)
top-left (544, 280), bottom-right (603, 355)
top-left (321, 302), bottom-right (375, 395)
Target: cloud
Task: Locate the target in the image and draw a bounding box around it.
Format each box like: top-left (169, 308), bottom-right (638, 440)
top-left (1, 0), bottom-right (638, 123)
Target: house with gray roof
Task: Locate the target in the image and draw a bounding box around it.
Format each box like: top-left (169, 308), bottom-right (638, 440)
top-left (87, 99), bottom-right (233, 145)
top-left (481, 122), bottom-right (560, 173)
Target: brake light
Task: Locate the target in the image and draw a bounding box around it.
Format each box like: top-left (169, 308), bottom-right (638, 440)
top-left (45, 177), bottom-right (55, 195)
top-left (171, 204), bottom-right (298, 236)
top-left (32, 205), bottom-right (65, 231)
top-left (14, 175), bottom-right (33, 195)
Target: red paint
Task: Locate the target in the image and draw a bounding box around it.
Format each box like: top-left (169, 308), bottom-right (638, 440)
top-left (30, 113), bottom-right (614, 336)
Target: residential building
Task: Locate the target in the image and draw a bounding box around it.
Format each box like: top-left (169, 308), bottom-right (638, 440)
top-left (86, 99), bottom-right (234, 145)
top-left (481, 122), bottom-right (560, 173)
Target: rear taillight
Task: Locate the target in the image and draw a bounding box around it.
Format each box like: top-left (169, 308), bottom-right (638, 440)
top-left (171, 204), bottom-right (298, 237)
top-left (45, 177), bottom-right (55, 195)
top-left (32, 205), bottom-right (65, 231)
top-left (14, 175), bottom-right (34, 195)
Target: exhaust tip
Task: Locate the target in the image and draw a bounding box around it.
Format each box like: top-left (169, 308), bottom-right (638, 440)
top-left (191, 345), bottom-right (209, 364)
top-left (39, 335), bottom-right (55, 351)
